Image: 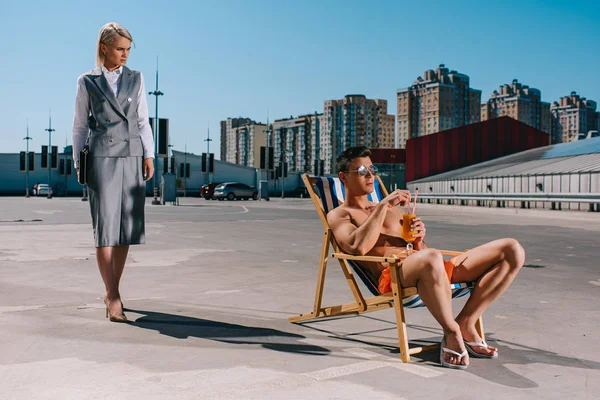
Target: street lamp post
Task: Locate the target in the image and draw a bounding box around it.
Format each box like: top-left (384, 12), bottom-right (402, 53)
top-left (64, 135), bottom-right (70, 197)
top-left (24, 121), bottom-right (32, 198)
top-left (148, 57), bottom-right (164, 205)
top-left (280, 150), bottom-right (288, 199)
top-left (45, 113), bottom-right (55, 199)
top-left (264, 124), bottom-right (270, 201)
top-left (184, 140), bottom-right (188, 197)
top-left (204, 124), bottom-right (212, 183)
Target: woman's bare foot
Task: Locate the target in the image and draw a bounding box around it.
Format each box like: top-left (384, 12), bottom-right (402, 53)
top-left (104, 294), bottom-right (124, 310)
top-left (105, 296), bottom-right (124, 318)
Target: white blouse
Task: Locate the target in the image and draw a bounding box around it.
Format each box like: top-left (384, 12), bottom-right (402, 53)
top-left (71, 66), bottom-right (155, 167)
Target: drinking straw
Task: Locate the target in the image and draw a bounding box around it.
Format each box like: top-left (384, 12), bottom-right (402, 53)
top-left (413, 189), bottom-right (419, 215)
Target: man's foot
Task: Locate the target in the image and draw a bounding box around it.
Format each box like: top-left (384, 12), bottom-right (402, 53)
top-left (457, 320), bottom-right (498, 358)
top-left (441, 331), bottom-right (469, 368)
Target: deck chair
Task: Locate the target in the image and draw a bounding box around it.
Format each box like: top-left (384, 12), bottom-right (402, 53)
top-left (289, 173), bottom-right (485, 363)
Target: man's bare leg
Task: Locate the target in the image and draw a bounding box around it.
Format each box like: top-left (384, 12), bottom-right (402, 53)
top-left (451, 238), bottom-right (525, 356)
top-left (396, 248), bottom-right (468, 367)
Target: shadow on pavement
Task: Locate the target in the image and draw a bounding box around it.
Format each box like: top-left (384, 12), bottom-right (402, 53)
top-left (298, 320), bottom-right (600, 388)
top-left (127, 308), bottom-right (330, 356)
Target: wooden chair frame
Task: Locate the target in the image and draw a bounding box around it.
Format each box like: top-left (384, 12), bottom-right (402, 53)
top-left (289, 173), bottom-right (484, 362)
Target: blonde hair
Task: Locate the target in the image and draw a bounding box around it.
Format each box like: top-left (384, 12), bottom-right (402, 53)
top-left (95, 22), bottom-right (134, 67)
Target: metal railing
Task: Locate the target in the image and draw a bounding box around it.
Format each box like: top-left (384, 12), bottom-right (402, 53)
top-left (413, 193), bottom-right (600, 212)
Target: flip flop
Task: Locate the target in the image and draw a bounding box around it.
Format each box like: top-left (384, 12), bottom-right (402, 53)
top-left (440, 337), bottom-right (468, 370)
top-left (464, 340), bottom-right (498, 359)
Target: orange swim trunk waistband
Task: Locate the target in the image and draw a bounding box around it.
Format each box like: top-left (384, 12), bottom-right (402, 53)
top-left (378, 259), bottom-right (455, 295)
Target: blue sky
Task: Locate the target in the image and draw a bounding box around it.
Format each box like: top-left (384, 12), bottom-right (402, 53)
top-left (1, 0), bottom-right (599, 158)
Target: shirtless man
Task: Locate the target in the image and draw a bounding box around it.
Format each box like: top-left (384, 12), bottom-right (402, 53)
top-left (327, 146), bottom-right (525, 369)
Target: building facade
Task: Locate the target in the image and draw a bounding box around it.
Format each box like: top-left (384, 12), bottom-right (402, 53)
top-left (322, 95), bottom-right (394, 174)
top-left (551, 92), bottom-right (599, 143)
top-left (221, 117), bottom-right (254, 162)
top-left (272, 113), bottom-right (323, 174)
top-left (233, 122), bottom-right (267, 168)
top-left (309, 112), bottom-right (326, 175)
top-left (481, 79), bottom-right (551, 135)
top-left (397, 64), bottom-right (481, 149)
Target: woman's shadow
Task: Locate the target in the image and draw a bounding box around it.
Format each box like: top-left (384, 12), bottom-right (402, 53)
top-left (126, 308), bottom-right (330, 356)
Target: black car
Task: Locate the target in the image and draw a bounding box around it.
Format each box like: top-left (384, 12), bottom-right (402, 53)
top-left (201, 182), bottom-right (222, 200)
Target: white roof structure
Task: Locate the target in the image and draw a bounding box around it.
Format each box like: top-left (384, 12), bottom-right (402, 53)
top-left (411, 136), bottom-right (600, 184)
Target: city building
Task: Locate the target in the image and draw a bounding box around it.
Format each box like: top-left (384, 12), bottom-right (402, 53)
top-left (272, 113), bottom-right (323, 174)
top-left (309, 112), bottom-right (327, 175)
top-left (541, 103), bottom-right (552, 136)
top-left (233, 122), bottom-right (267, 168)
top-left (481, 79), bottom-right (551, 135)
top-left (397, 64), bottom-right (481, 149)
top-left (322, 95), bottom-right (395, 174)
top-left (551, 92), bottom-right (599, 143)
top-left (220, 117), bottom-right (254, 162)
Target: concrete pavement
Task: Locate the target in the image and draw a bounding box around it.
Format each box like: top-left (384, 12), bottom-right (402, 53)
top-left (0, 196), bottom-right (599, 399)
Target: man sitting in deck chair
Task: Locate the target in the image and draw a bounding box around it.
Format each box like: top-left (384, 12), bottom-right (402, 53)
top-left (327, 146), bottom-right (525, 369)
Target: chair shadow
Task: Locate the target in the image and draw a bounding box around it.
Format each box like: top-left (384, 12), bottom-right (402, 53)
top-left (299, 320), bottom-right (600, 389)
top-left (126, 308), bottom-right (330, 356)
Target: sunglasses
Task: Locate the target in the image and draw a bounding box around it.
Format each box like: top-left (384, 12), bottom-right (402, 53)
top-left (347, 165), bottom-right (378, 177)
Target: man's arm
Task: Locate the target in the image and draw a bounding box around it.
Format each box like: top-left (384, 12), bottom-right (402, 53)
top-left (328, 189), bottom-right (411, 255)
top-left (328, 204), bottom-right (389, 255)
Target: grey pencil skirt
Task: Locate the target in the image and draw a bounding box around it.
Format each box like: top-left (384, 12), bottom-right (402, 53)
top-left (87, 156), bottom-right (146, 247)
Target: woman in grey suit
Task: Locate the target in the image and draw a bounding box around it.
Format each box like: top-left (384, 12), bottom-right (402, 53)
top-left (72, 22), bottom-right (155, 322)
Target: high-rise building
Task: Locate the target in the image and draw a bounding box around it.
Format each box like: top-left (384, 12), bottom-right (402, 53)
top-left (382, 114), bottom-right (395, 148)
top-left (272, 112), bottom-right (323, 173)
top-left (541, 102), bottom-right (552, 136)
top-left (221, 117), bottom-right (254, 162)
top-left (397, 64), bottom-right (481, 149)
top-left (233, 122), bottom-right (267, 168)
top-left (322, 95), bottom-right (394, 174)
top-left (481, 79), bottom-right (551, 134)
top-left (220, 121), bottom-right (226, 161)
top-left (309, 112), bottom-right (326, 175)
top-left (551, 92), bottom-right (599, 143)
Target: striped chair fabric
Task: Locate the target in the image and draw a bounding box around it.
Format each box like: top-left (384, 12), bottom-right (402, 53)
top-left (313, 176), bottom-right (473, 308)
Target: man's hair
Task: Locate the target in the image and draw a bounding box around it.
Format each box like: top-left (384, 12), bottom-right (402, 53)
top-left (336, 146), bottom-right (371, 173)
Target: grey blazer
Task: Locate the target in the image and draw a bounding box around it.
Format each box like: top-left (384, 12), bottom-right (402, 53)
top-left (81, 66), bottom-right (144, 157)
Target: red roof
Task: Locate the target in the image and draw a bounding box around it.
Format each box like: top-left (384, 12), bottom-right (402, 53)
top-left (405, 116), bottom-right (550, 182)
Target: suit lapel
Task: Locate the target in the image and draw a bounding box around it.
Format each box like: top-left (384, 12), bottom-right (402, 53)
top-left (117, 66), bottom-right (133, 107)
top-left (90, 67), bottom-right (126, 119)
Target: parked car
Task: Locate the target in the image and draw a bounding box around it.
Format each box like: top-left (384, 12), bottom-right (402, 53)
top-left (200, 182), bottom-right (223, 200)
top-left (33, 183), bottom-right (52, 196)
top-left (213, 182), bottom-right (258, 201)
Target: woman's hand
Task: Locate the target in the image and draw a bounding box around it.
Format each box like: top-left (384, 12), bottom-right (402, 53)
top-left (143, 158), bottom-right (154, 181)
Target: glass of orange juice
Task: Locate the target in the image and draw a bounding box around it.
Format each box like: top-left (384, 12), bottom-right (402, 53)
top-left (401, 210), bottom-right (418, 253)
